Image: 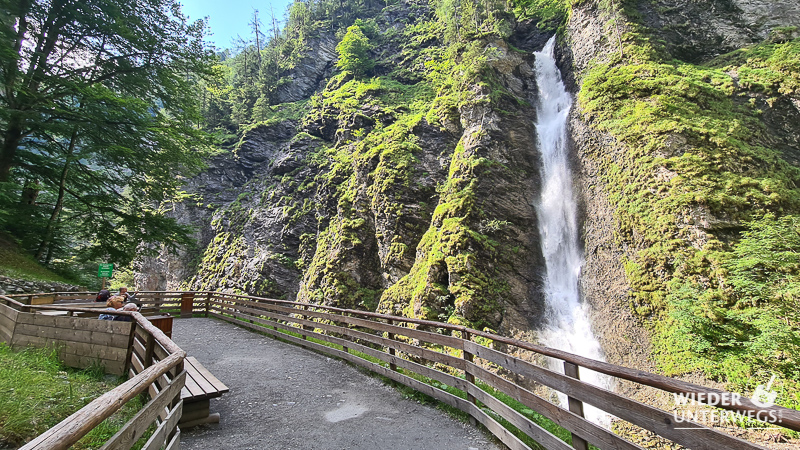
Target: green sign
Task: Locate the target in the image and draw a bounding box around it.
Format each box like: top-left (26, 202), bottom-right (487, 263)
top-left (98, 263), bottom-right (114, 278)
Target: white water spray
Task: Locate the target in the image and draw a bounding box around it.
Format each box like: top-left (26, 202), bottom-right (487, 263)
top-left (533, 36), bottom-right (612, 426)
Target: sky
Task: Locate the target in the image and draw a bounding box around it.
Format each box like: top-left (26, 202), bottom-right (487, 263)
top-left (180, 0), bottom-right (294, 51)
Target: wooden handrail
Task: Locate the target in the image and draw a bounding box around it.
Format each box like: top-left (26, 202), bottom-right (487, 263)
top-left (20, 350), bottom-right (185, 450)
top-left (203, 291), bottom-right (800, 431)
top-left (19, 290), bottom-right (797, 448)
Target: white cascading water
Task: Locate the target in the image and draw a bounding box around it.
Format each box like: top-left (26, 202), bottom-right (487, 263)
top-left (533, 36), bottom-right (612, 426)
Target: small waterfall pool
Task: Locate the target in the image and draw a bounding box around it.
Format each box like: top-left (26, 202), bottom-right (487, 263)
top-left (532, 36), bottom-right (613, 426)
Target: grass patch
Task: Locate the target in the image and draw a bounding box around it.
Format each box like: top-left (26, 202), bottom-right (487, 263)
top-left (0, 343), bottom-right (148, 448)
top-left (0, 235), bottom-right (75, 284)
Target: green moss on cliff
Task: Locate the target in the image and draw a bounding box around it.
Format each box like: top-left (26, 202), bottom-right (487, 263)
top-left (578, 5), bottom-right (800, 393)
top-left (298, 67), bottom-right (440, 308)
top-left (379, 141), bottom-right (505, 330)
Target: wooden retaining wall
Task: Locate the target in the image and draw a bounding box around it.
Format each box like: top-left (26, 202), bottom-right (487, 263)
top-left (1, 296), bottom-right (186, 450)
top-left (0, 301), bottom-right (17, 344)
top-left (0, 302), bottom-right (131, 375)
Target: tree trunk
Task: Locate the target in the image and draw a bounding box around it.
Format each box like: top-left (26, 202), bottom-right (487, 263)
top-left (35, 128), bottom-right (77, 261)
top-left (0, 121), bottom-right (23, 182)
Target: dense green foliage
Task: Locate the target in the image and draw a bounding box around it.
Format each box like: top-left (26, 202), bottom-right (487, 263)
top-left (0, 344), bottom-right (146, 448)
top-left (336, 24), bottom-right (376, 76)
top-left (0, 233), bottom-right (76, 284)
top-left (199, 0), bottom-right (389, 131)
top-left (0, 0), bottom-right (216, 272)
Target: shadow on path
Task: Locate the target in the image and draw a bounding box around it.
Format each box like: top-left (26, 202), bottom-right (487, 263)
top-left (172, 318), bottom-right (500, 450)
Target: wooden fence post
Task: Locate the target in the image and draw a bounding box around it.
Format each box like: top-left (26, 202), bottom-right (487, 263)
top-left (124, 323), bottom-right (137, 376)
top-left (143, 333), bottom-right (156, 370)
top-left (564, 361), bottom-right (589, 450)
top-left (387, 319), bottom-right (397, 372)
top-left (205, 292), bottom-right (211, 317)
top-left (462, 330), bottom-right (477, 427)
top-left (341, 312), bottom-right (349, 354)
top-left (301, 305), bottom-right (308, 340)
top-left (462, 331), bottom-right (476, 405)
top-left (180, 292), bottom-right (195, 318)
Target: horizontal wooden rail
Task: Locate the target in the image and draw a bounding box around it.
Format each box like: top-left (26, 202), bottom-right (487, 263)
top-left (200, 290), bottom-right (794, 449)
top-left (205, 291), bottom-right (800, 431)
top-left (1, 295), bottom-right (185, 450)
top-left (27, 289), bottom-right (799, 449)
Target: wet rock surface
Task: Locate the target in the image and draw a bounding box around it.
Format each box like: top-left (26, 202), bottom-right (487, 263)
top-left (174, 318), bottom-right (499, 450)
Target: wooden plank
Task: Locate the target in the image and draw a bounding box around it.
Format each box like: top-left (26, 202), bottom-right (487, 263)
top-left (133, 338), bottom-right (146, 362)
top-left (60, 353), bottom-right (126, 376)
top-left (31, 295), bottom-right (55, 305)
top-left (186, 356), bottom-right (229, 394)
top-left (100, 372), bottom-right (186, 450)
top-left (57, 341), bottom-right (128, 362)
top-left (12, 323), bottom-right (130, 348)
top-left (467, 402), bottom-right (535, 450)
top-left (153, 342), bottom-right (169, 362)
top-left (178, 401), bottom-right (210, 422)
top-left (155, 372), bottom-right (174, 393)
top-left (131, 353), bottom-right (145, 374)
top-left (181, 370), bottom-right (205, 399)
top-left (465, 342), bottom-right (767, 450)
top-left (0, 327), bottom-right (11, 345)
top-left (0, 303), bottom-right (19, 321)
top-left (465, 380), bottom-right (577, 450)
top-left (135, 293), bottom-right (184, 298)
top-left (0, 312), bottom-right (14, 343)
top-left (141, 400), bottom-right (183, 450)
top-left (467, 362), bottom-right (642, 450)
top-left (164, 429), bottom-right (180, 450)
top-left (135, 327), bottom-right (149, 342)
top-left (48, 316), bottom-right (132, 333)
top-left (11, 333), bottom-right (48, 349)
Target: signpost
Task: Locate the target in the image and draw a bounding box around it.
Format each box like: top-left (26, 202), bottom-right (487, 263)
top-left (98, 263), bottom-right (113, 289)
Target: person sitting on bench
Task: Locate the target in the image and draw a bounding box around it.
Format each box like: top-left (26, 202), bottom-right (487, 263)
top-left (95, 289), bottom-right (111, 303)
top-left (114, 302), bottom-right (139, 322)
top-left (98, 296), bottom-right (124, 320)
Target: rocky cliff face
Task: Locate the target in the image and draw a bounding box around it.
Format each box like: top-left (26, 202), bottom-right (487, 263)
top-left (135, 2), bottom-right (554, 337)
top-left (136, 0), bottom-right (800, 387)
top-left (564, 0), bottom-right (800, 408)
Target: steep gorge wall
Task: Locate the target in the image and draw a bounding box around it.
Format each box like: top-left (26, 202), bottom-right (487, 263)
top-left (135, 0), bottom-right (800, 400)
top-left (564, 0), bottom-right (800, 401)
top-left (136, 3), bottom-right (552, 338)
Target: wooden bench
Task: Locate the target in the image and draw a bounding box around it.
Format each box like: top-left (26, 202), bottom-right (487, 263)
top-left (179, 356), bottom-right (229, 428)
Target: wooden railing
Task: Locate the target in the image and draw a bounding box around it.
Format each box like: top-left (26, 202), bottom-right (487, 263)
top-left (9, 290), bottom-right (800, 449)
top-left (197, 291), bottom-right (799, 450)
top-left (0, 295), bottom-right (185, 450)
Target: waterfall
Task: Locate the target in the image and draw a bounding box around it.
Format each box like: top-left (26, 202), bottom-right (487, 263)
top-left (533, 36), bottom-right (612, 426)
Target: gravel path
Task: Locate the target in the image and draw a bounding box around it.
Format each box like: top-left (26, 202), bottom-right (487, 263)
top-left (172, 318), bottom-right (500, 450)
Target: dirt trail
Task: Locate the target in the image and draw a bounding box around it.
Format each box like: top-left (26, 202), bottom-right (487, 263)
top-left (172, 318), bottom-right (500, 450)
